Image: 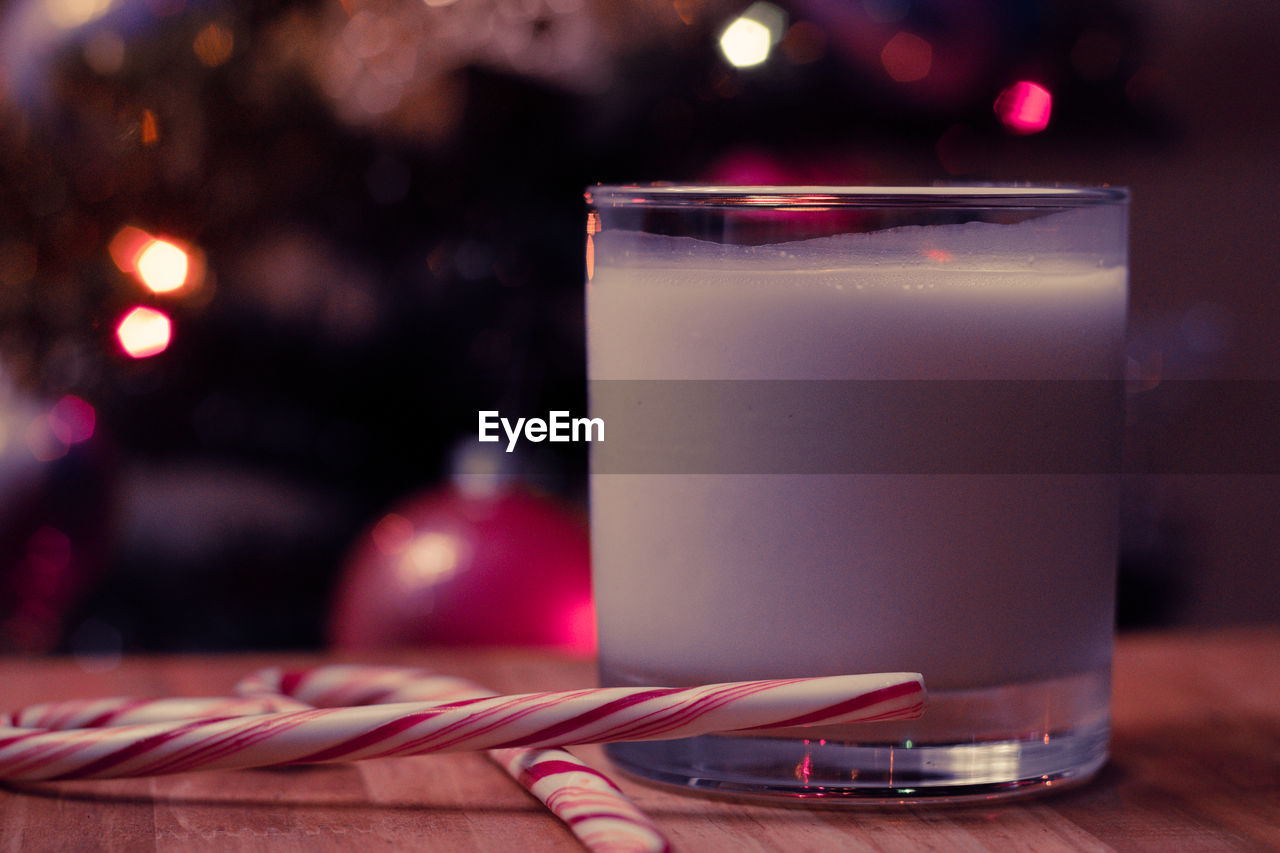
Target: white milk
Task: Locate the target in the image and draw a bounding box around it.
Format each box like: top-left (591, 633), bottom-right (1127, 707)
top-left (588, 212), bottom-right (1126, 704)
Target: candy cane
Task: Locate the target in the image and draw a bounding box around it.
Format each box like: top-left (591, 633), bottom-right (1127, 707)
top-left (236, 665), bottom-right (671, 853)
top-left (0, 672), bottom-right (925, 782)
top-left (1, 695), bottom-right (308, 730)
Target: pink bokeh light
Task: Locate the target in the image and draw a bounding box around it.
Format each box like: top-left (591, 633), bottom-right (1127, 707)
top-left (994, 81), bottom-right (1052, 134)
top-left (48, 396), bottom-right (96, 445)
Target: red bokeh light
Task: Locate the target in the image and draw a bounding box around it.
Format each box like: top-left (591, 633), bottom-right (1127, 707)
top-left (880, 32), bottom-right (932, 83)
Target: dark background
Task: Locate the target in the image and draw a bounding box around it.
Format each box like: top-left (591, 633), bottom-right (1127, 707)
top-left (0, 0), bottom-right (1276, 655)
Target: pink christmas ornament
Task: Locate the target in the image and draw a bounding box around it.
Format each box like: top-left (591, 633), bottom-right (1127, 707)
top-left (329, 485), bottom-right (594, 652)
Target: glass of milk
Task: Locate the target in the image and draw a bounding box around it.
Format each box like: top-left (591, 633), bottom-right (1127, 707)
top-left (585, 185), bottom-right (1128, 802)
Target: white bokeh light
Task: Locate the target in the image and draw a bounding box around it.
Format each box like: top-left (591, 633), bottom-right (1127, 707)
top-left (135, 239), bottom-right (190, 293)
top-left (720, 17), bottom-right (771, 68)
top-left (719, 3), bottom-right (787, 69)
top-left (116, 306), bottom-right (172, 358)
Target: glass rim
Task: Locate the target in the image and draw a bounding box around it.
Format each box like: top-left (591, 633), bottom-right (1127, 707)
top-left (585, 184), bottom-right (1129, 209)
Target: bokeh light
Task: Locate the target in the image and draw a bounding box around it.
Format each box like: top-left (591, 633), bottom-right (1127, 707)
top-left (116, 306), bottom-right (172, 358)
top-left (135, 239), bottom-right (189, 293)
top-left (995, 81), bottom-right (1052, 134)
top-left (140, 109), bottom-right (159, 146)
top-left (718, 3), bottom-right (786, 69)
top-left (880, 32), bottom-right (932, 83)
top-left (42, 0), bottom-right (113, 29)
top-left (109, 226), bottom-right (153, 274)
top-left (193, 22), bottom-right (234, 68)
top-left (719, 17), bottom-right (770, 68)
top-left (25, 416), bottom-right (68, 461)
top-left (48, 395), bottom-right (96, 444)
top-left (110, 227), bottom-right (201, 295)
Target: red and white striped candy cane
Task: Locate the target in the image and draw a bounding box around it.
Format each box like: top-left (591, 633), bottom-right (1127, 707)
top-left (0, 672), bottom-right (925, 782)
top-left (236, 665), bottom-right (671, 853)
top-left (1, 695), bottom-right (308, 730)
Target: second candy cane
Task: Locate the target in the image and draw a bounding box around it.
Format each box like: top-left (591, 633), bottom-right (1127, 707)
top-left (236, 665), bottom-right (671, 853)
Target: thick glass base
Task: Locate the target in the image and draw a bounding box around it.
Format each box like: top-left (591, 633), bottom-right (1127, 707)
top-left (606, 722), bottom-right (1108, 804)
top-left (601, 672), bottom-right (1111, 804)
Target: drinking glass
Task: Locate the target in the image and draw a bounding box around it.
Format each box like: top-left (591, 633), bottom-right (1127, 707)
top-left (585, 185), bottom-right (1128, 801)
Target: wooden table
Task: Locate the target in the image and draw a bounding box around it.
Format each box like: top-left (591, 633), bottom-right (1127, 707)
top-left (2, 629), bottom-right (1278, 852)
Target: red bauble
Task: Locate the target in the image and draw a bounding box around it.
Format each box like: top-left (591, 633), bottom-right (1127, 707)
top-left (329, 484), bottom-right (594, 653)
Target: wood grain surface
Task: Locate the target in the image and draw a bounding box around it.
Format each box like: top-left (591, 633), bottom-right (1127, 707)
top-left (1, 629), bottom-right (1278, 852)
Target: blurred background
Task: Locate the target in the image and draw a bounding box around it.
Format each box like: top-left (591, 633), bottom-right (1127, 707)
top-left (0, 0), bottom-right (1276, 658)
